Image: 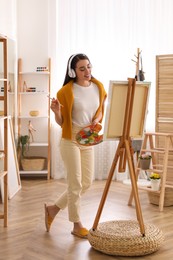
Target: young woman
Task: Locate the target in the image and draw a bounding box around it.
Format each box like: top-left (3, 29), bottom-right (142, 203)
top-left (45, 53), bottom-right (107, 238)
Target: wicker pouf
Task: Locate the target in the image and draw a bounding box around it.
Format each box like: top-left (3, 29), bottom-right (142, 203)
top-left (88, 220), bottom-right (164, 256)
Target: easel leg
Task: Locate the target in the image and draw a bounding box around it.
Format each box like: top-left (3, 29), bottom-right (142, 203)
top-left (128, 134), bottom-right (148, 205)
top-left (92, 142), bottom-right (122, 230)
top-left (125, 140), bottom-right (145, 235)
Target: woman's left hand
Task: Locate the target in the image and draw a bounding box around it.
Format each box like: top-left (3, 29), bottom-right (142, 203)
top-left (92, 118), bottom-right (99, 126)
top-left (92, 111), bottom-right (102, 126)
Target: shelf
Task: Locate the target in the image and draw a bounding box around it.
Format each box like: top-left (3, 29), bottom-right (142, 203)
top-left (19, 71), bottom-right (50, 75)
top-left (138, 183), bottom-right (173, 192)
top-left (18, 115), bottom-right (49, 119)
top-left (165, 184), bottom-right (173, 189)
top-left (138, 186), bottom-right (161, 193)
top-left (19, 91), bottom-right (49, 95)
top-left (141, 148), bottom-right (165, 154)
top-left (29, 142), bottom-right (48, 146)
top-left (20, 170), bottom-right (48, 174)
top-left (157, 117), bottom-right (173, 123)
top-left (136, 168), bottom-right (163, 173)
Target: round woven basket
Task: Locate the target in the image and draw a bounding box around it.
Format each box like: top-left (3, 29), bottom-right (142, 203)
top-left (88, 220), bottom-right (164, 256)
top-left (148, 188), bottom-right (173, 206)
top-left (21, 157), bottom-right (46, 171)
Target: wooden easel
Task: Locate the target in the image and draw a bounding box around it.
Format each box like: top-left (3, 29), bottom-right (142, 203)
top-left (92, 78), bottom-right (145, 236)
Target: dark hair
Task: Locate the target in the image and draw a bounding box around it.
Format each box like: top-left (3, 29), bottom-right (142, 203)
top-left (63, 53), bottom-right (91, 86)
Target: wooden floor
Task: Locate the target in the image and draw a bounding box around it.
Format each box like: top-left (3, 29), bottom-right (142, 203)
top-left (0, 178), bottom-right (173, 260)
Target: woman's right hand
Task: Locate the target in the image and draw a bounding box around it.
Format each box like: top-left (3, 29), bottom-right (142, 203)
top-left (51, 98), bottom-right (63, 126)
top-left (50, 98), bottom-right (63, 114)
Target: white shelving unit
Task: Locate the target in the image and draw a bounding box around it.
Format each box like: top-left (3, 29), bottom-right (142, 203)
top-left (18, 58), bottom-right (51, 179)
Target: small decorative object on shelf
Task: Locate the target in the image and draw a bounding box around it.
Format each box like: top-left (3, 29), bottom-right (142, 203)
top-left (23, 81), bottom-right (27, 92)
top-left (36, 66), bottom-right (48, 72)
top-left (28, 120), bottom-right (36, 142)
top-left (139, 153), bottom-right (152, 170)
top-left (8, 81), bottom-right (11, 92)
top-left (23, 82), bottom-right (36, 92)
top-left (149, 173), bottom-right (161, 191)
top-left (29, 110), bottom-right (39, 117)
top-left (26, 87), bottom-right (36, 92)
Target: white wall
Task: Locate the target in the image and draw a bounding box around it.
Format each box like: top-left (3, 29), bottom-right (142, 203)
top-left (0, 0), bottom-right (56, 73)
top-left (17, 0), bottom-right (48, 70)
top-left (16, 0), bottom-right (57, 89)
top-left (0, 0), bottom-right (17, 39)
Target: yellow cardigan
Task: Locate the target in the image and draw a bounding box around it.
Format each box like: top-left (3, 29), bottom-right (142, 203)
top-left (57, 78), bottom-right (107, 139)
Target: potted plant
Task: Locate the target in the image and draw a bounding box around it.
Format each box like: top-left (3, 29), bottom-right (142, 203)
top-left (139, 153), bottom-right (152, 170)
top-left (17, 135), bottom-right (30, 168)
top-left (18, 135), bottom-right (30, 158)
top-left (149, 173), bottom-right (161, 191)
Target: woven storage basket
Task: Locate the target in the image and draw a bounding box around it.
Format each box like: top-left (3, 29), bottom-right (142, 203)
top-left (88, 220), bottom-right (164, 256)
top-left (147, 188), bottom-right (173, 206)
top-left (21, 157), bottom-right (46, 171)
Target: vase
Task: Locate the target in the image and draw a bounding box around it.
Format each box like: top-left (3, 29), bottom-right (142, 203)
top-left (150, 179), bottom-right (161, 191)
top-left (140, 159), bottom-right (151, 170)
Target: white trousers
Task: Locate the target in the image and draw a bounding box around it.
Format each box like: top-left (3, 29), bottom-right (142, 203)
top-left (55, 125), bottom-right (94, 223)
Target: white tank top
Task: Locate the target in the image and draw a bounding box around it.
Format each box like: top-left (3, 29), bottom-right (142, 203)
top-left (72, 82), bottom-right (100, 127)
